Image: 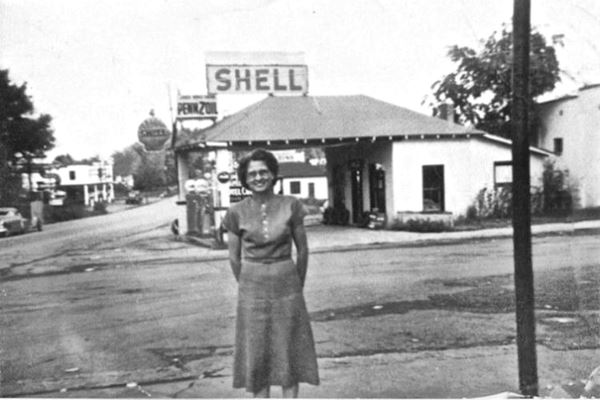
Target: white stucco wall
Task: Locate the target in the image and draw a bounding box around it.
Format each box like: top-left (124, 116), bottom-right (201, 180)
top-left (537, 86), bottom-right (600, 208)
top-left (326, 137), bottom-right (547, 225)
top-left (392, 137), bottom-right (546, 217)
top-left (277, 177), bottom-right (328, 199)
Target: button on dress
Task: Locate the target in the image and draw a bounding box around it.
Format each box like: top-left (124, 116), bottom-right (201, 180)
top-left (222, 195), bottom-right (320, 392)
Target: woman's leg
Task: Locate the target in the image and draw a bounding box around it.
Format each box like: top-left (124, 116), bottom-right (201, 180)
top-left (253, 386), bottom-right (270, 398)
top-left (282, 383), bottom-right (299, 398)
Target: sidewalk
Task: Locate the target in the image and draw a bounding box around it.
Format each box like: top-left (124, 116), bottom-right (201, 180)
top-left (185, 218), bottom-right (600, 260)
top-left (52, 344), bottom-right (598, 398)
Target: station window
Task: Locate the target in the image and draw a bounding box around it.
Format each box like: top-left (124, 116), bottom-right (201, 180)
top-left (494, 161), bottom-right (512, 188)
top-left (422, 165), bottom-right (444, 212)
top-left (289, 181), bottom-right (301, 194)
top-left (554, 138), bottom-right (563, 155)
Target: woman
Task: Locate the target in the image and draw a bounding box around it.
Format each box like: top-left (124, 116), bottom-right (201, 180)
top-left (222, 149), bottom-right (319, 398)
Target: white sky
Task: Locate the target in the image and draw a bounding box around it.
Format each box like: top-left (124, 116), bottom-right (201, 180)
top-left (1, 0), bottom-right (599, 160)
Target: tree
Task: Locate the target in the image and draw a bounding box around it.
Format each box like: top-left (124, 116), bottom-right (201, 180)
top-left (133, 151), bottom-right (166, 191)
top-left (0, 69), bottom-right (55, 203)
top-left (427, 25), bottom-right (560, 139)
top-left (112, 142), bottom-right (177, 190)
top-left (53, 154), bottom-right (76, 166)
top-left (112, 144), bottom-right (143, 178)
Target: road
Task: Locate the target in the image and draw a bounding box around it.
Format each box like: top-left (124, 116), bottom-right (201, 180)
top-left (1, 199), bottom-right (600, 397)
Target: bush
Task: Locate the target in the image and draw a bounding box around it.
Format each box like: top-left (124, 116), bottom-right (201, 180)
top-left (465, 160), bottom-right (578, 221)
top-left (391, 218), bottom-right (451, 232)
top-left (473, 186), bottom-right (513, 219)
top-left (44, 201), bottom-right (89, 222)
top-left (93, 201), bottom-right (108, 214)
top-left (541, 160), bottom-right (577, 215)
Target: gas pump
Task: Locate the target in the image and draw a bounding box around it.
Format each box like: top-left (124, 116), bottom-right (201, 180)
top-left (185, 178), bottom-right (214, 237)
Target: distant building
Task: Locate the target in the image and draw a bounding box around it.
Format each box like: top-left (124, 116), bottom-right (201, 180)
top-left (275, 162), bottom-right (327, 199)
top-left (536, 83), bottom-right (600, 208)
top-left (51, 160), bottom-right (115, 206)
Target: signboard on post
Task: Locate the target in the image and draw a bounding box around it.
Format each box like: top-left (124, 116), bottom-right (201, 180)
top-left (137, 110), bottom-right (170, 151)
top-left (177, 94), bottom-right (218, 120)
top-left (206, 65), bottom-right (308, 95)
top-left (205, 51), bottom-right (308, 95)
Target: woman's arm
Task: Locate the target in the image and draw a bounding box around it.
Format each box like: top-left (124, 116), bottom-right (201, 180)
top-left (228, 233), bottom-right (242, 282)
top-left (292, 223), bottom-right (309, 287)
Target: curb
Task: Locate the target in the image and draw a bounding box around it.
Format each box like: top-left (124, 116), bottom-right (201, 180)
top-left (181, 223), bottom-right (600, 260)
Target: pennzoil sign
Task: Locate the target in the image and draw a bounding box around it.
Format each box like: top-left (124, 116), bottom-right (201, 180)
top-left (177, 95), bottom-right (218, 120)
top-left (206, 65), bottom-right (308, 95)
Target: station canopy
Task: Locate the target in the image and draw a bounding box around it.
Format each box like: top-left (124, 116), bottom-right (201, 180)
top-left (173, 94), bottom-right (486, 151)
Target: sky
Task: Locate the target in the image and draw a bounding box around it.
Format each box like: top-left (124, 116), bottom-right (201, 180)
top-left (1, 0), bottom-right (600, 160)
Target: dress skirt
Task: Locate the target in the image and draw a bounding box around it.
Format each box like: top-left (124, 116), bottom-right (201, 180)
top-left (233, 258), bottom-right (319, 392)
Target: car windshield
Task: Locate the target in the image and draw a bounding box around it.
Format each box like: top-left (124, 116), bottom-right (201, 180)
top-left (0, 211), bottom-right (9, 216)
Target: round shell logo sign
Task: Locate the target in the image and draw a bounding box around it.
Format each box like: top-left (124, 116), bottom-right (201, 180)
top-left (138, 110), bottom-right (170, 151)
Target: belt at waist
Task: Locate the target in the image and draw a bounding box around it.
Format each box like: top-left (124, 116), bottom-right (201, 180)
top-left (242, 256), bottom-right (292, 265)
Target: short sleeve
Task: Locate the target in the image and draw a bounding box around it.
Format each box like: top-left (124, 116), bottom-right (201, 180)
top-left (290, 198), bottom-right (307, 227)
top-left (222, 207), bottom-right (240, 236)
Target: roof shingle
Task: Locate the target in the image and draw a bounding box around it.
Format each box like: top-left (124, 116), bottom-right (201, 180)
top-left (175, 95), bottom-right (482, 149)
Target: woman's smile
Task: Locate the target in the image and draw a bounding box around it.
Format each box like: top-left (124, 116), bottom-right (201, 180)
top-left (247, 161), bottom-right (273, 193)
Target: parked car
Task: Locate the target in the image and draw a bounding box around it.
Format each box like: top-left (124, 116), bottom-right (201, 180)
top-left (125, 190), bottom-right (144, 205)
top-left (0, 207), bottom-right (42, 237)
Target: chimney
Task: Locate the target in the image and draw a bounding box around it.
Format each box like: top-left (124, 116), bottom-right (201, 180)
top-left (438, 100), bottom-right (454, 123)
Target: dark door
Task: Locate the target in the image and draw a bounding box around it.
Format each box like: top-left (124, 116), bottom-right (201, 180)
top-left (369, 163), bottom-right (386, 212)
top-left (350, 159), bottom-right (364, 223)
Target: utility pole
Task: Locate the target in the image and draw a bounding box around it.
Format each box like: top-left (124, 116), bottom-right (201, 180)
top-left (512, 0), bottom-right (538, 396)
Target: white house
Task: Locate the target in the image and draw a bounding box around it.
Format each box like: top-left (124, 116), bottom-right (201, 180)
top-left (536, 83), bottom-right (600, 208)
top-left (174, 95), bottom-right (550, 230)
top-left (275, 162), bottom-right (327, 200)
top-left (51, 160), bottom-right (115, 206)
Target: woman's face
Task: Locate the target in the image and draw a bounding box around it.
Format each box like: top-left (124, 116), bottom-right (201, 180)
top-left (246, 160), bottom-right (274, 193)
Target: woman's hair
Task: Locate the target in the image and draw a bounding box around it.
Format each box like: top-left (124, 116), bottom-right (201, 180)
top-left (237, 148), bottom-right (279, 190)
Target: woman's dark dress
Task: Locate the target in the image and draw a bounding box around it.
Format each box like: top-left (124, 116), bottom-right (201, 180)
top-left (222, 195), bottom-right (319, 392)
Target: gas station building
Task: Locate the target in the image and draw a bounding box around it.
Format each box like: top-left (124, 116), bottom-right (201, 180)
top-left (172, 94), bottom-right (550, 239)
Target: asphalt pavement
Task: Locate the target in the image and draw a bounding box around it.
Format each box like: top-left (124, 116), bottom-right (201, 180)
top-left (30, 216), bottom-right (600, 399)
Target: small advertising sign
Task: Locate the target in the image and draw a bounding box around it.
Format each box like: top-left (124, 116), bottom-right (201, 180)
top-left (217, 171), bottom-right (231, 184)
top-left (177, 95), bottom-right (218, 120)
top-left (229, 184), bottom-right (252, 204)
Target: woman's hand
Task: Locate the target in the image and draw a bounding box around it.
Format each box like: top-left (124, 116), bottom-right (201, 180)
top-left (292, 223), bottom-right (309, 287)
top-left (228, 232), bottom-right (242, 282)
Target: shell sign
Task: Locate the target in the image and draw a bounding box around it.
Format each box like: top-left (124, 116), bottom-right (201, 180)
top-left (137, 110), bottom-right (171, 151)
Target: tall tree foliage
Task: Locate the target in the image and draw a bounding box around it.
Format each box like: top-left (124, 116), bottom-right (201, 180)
top-left (112, 143), bottom-right (176, 190)
top-left (0, 69), bottom-right (55, 161)
top-left (428, 26), bottom-right (560, 139)
top-left (53, 154), bottom-right (76, 166)
top-left (0, 69), bottom-right (55, 203)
